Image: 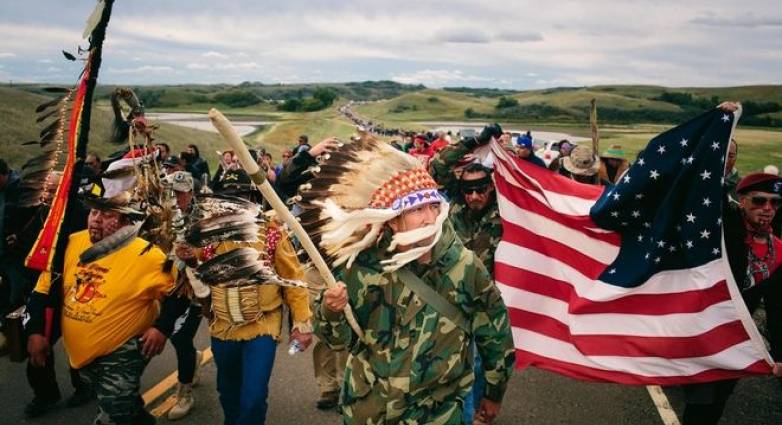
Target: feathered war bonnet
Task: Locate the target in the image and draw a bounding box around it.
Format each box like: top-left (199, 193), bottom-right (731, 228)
top-left (297, 134), bottom-right (449, 272)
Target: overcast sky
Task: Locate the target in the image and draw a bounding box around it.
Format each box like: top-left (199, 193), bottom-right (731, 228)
top-left (0, 0), bottom-right (780, 89)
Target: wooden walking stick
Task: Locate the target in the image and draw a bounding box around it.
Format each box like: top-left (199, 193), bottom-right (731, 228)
top-left (590, 98), bottom-right (599, 155)
top-left (208, 108), bottom-right (365, 339)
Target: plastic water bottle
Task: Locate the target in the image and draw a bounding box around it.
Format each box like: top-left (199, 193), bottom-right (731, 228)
top-left (288, 340), bottom-right (302, 356)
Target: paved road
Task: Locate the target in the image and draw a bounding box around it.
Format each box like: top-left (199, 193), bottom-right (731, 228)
top-left (2, 321), bottom-right (781, 424)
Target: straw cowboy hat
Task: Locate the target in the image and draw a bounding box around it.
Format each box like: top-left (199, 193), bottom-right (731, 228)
top-left (562, 145), bottom-right (600, 176)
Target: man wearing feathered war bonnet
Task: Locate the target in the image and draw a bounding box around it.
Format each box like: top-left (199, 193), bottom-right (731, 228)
top-left (27, 184), bottom-right (180, 425)
top-left (173, 170), bottom-right (313, 425)
top-left (300, 135), bottom-right (515, 424)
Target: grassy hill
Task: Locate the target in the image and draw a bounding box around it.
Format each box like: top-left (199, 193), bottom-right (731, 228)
top-left (354, 85), bottom-right (782, 127)
top-left (353, 89), bottom-right (494, 123)
top-left (0, 86), bottom-right (227, 169)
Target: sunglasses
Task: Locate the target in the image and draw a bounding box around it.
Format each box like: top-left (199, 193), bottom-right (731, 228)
top-left (750, 195), bottom-right (782, 209)
top-left (463, 186), bottom-right (490, 195)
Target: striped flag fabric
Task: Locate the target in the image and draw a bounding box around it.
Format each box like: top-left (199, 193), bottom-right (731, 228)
top-left (492, 108), bottom-right (774, 385)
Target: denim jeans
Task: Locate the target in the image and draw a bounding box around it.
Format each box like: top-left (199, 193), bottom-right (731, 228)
top-left (211, 335), bottom-right (277, 425)
top-left (462, 343), bottom-right (485, 425)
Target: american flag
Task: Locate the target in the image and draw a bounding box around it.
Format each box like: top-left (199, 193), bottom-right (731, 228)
top-left (492, 108), bottom-right (774, 385)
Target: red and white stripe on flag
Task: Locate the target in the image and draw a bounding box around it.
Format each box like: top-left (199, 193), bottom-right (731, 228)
top-left (490, 142), bottom-right (772, 385)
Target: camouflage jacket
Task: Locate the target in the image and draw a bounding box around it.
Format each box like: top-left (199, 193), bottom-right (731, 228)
top-left (449, 201), bottom-right (502, 279)
top-left (314, 221), bottom-right (515, 423)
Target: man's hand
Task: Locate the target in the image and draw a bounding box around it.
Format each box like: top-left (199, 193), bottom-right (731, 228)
top-left (717, 101), bottom-right (740, 113)
top-left (475, 398), bottom-right (502, 423)
top-left (174, 242), bottom-right (197, 267)
top-left (477, 123), bottom-right (503, 145)
top-left (310, 137), bottom-right (341, 157)
top-left (5, 234), bottom-right (17, 249)
top-left (772, 362), bottom-right (782, 377)
top-left (27, 334), bottom-right (50, 367)
top-left (290, 329), bottom-right (314, 352)
top-left (323, 282), bottom-right (348, 313)
top-left (140, 327), bottom-right (166, 358)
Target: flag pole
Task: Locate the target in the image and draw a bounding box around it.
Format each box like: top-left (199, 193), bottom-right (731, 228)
top-left (590, 98), bottom-right (599, 155)
top-left (208, 108), bottom-right (365, 340)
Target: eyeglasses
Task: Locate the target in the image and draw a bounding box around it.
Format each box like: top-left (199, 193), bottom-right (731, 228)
top-left (463, 186), bottom-right (490, 195)
top-left (750, 195), bottom-right (782, 209)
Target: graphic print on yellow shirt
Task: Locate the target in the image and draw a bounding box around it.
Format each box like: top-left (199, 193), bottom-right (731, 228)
top-left (64, 262), bottom-right (109, 322)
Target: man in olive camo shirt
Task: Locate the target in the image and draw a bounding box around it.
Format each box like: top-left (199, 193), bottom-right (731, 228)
top-left (430, 124), bottom-right (504, 278)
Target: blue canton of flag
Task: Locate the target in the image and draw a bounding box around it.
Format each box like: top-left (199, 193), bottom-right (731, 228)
top-left (591, 109), bottom-right (736, 287)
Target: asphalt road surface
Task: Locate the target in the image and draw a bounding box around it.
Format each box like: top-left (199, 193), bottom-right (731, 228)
top-left (2, 322), bottom-right (781, 424)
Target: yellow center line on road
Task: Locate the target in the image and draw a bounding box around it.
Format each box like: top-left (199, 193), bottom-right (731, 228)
top-left (646, 385), bottom-right (681, 425)
top-left (143, 347), bottom-right (213, 416)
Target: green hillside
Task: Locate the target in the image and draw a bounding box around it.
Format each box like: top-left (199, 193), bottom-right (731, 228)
top-left (16, 81), bottom-right (424, 114)
top-left (354, 89), bottom-right (495, 123)
top-left (354, 85), bottom-right (782, 127)
top-left (0, 87), bottom-right (226, 169)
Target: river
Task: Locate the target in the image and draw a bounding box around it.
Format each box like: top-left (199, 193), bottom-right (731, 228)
top-left (146, 112), bottom-right (272, 136)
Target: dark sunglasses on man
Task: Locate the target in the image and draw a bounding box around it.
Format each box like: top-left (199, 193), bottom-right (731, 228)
top-left (750, 195), bottom-right (782, 209)
top-left (463, 185), bottom-right (490, 195)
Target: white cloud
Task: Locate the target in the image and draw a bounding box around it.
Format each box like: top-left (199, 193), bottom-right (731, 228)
top-left (108, 65), bottom-right (176, 74)
top-left (0, 52), bottom-right (16, 58)
top-left (202, 51), bottom-right (229, 59)
top-left (392, 69), bottom-right (496, 87)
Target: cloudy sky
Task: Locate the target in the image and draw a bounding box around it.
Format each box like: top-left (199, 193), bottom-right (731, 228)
top-left (0, 0), bottom-right (780, 89)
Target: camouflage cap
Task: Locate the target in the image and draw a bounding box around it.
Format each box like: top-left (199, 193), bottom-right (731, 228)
top-left (166, 171), bottom-right (194, 192)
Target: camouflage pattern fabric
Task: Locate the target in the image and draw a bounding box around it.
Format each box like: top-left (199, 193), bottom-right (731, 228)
top-left (79, 337), bottom-right (149, 425)
top-left (314, 221), bottom-right (515, 425)
top-left (449, 201), bottom-right (502, 279)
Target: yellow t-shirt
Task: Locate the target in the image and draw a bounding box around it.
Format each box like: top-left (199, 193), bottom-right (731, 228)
top-left (34, 230), bottom-right (174, 368)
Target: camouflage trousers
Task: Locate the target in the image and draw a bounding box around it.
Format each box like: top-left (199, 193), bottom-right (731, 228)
top-left (79, 337), bottom-right (151, 425)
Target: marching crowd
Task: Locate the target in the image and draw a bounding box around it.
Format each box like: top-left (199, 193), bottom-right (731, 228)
top-left (1, 101), bottom-right (782, 425)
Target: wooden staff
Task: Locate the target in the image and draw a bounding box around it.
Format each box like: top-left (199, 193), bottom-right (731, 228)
top-left (590, 98), bottom-right (599, 155)
top-left (208, 108), bottom-right (365, 339)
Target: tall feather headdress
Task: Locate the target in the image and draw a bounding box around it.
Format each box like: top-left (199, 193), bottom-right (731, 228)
top-left (297, 134), bottom-right (448, 271)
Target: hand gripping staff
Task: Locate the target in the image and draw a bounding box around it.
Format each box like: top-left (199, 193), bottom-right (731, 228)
top-left (208, 108), bottom-right (365, 340)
